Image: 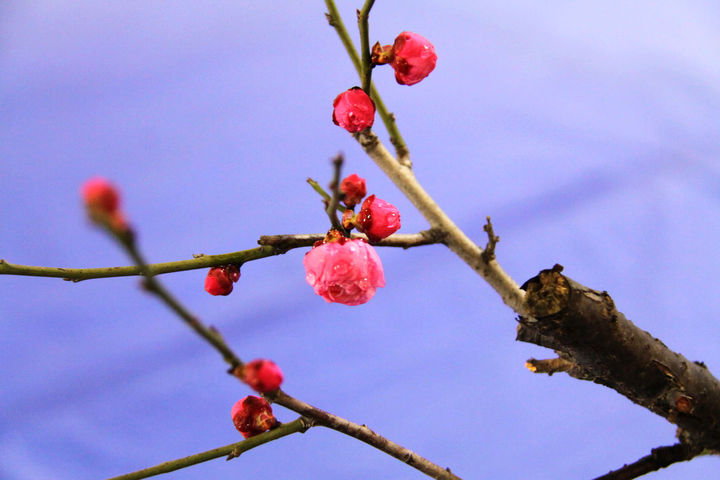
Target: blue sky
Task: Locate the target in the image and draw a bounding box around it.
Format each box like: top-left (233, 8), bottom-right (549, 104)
top-left (2, 1), bottom-right (720, 479)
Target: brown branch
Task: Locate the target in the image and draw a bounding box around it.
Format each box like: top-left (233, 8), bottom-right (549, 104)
top-left (269, 390), bottom-right (462, 480)
top-left (516, 265), bottom-right (720, 455)
top-left (592, 443), bottom-right (700, 480)
top-left (258, 229), bottom-right (445, 249)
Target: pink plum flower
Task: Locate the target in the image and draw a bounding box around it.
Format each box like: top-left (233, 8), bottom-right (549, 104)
top-left (355, 195), bottom-right (401, 242)
top-left (373, 32), bottom-right (437, 86)
top-left (339, 173), bottom-right (367, 208)
top-left (243, 359), bottom-right (284, 393)
top-left (205, 265), bottom-right (240, 296)
top-left (303, 237), bottom-right (385, 306)
top-left (332, 87), bottom-right (375, 132)
top-left (231, 396), bottom-right (277, 439)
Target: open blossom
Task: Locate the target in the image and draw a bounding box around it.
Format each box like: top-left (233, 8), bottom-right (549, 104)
top-left (375, 32), bottom-right (437, 86)
top-left (81, 177), bottom-right (127, 231)
top-left (303, 237), bottom-right (385, 306)
top-left (355, 195), bottom-right (401, 242)
top-left (205, 265), bottom-right (240, 296)
top-left (339, 174), bottom-right (367, 208)
top-left (243, 359), bottom-right (284, 393)
top-left (231, 396), bottom-right (277, 439)
top-left (332, 87), bottom-right (375, 132)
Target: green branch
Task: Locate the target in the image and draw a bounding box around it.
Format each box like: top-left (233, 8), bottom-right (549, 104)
top-left (324, 0), bottom-right (410, 166)
top-left (357, 0), bottom-right (376, 94)
top-left (0, 247), bottom-right (278, 281)
top-left (107, 417), bottom-right (310, 480)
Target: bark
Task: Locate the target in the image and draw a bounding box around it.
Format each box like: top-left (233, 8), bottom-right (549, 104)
top-left (516, 264), bottom-right (720, 453)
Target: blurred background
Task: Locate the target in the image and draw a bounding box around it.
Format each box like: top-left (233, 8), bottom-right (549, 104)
top-left (2, 1), bottom-right (720, 478)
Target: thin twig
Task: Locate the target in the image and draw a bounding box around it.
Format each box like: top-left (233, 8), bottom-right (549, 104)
top-left (324, 0), bottom-right (410, 166)
top-left (326, 154), bottom-right (349, 234)
top-left (306, 177), bottom-right (347, 213)
top-left (106, 417), bottom-right (310, 480)
top-left (592, 444), bottom-right (700, 480)
top-left (357, 0), bottom-right (376, 94)
top-left (259, 230), bottom-right (445, 249)
top-left (0, 247), bottom-right (278, 282)
top-left (270, 390), bottom-right (463, 480)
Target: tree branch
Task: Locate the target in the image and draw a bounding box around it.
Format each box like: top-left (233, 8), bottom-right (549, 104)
top-left (517, 265), bottom-right (720, 453)
top-left (592, 443), bottom-right (701, 480)
top-left (270, 390), bottom-right (462, 480)
top-left (0, 230), bottom-right (442, 282)
top-left (354, 130), bottom-right (527, 315)
top-left (107, 417), bottom-right (310, 480)
top-left (258, 230), bottom-right (445, 249)
top-left (0, 247), bottom-right (278, 282)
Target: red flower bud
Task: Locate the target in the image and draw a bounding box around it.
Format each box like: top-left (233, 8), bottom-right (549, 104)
top-left (339, 174), bottom-right (367, 208)
top-left (389, 32), bottom-right (437, 86)
top-left (243, 359), bottom-right (284, 393)
top-left (231, 396), bottom-right (277, 439)
top-left (332, 87), bottom-right (375, 133)
top-left (81, 177), bottom-right (128, 232)
top-left (205, 265), bottom-right (240, 296)
top-left (355, 195), bottom-right (401, 242)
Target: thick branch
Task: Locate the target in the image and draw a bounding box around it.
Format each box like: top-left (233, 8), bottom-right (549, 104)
top-left (354, 131), bottom-right (527, 315)
top-left (270, 390), bottom-right (462, 480)
top-left (517, 265), bottom-right (720, 453)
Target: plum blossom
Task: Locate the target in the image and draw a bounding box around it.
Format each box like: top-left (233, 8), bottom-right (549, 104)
top-left (303, 237), bottom-right (385, 306)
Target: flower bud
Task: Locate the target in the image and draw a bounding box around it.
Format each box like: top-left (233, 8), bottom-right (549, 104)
top-left (205, 265), bottom-right (240, 296)
top-left (303, 236), bottom-right (385, 306)
top-left (332, 87), bottom-right (375, 133)
top-left (243, 359), bottom-right (284, 393)
top-left (81, 177), bottom-right (128, 231)
top-left (339, 174), bottom-right (367, 208)
top-left (389, 32), bottom-right (437, 86)
top-left (355, 195), bottom-right (401, 242)
top-left (231, 396), bottom-right (277, 439)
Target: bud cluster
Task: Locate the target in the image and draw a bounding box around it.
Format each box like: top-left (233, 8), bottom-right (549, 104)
top-left (303, 174), bottom-right (401, 306)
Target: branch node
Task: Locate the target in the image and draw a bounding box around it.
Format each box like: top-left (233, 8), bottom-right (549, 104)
top-left (525, 357), bottom-right (574, 375)
top-left (480, 216), bottom-right (499, 263)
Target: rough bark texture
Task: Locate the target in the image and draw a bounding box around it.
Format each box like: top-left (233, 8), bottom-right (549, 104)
top-left (517, 265), bottom-right (720, 454)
